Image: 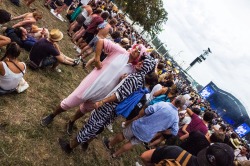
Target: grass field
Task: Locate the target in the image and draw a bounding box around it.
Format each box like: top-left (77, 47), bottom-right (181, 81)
top-left (0, 1), bottom-right (145, 165)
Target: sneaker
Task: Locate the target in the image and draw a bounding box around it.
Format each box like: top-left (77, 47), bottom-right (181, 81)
top-left (121, 122), bottom-right (126, 128)
top-left (102, 137), bottom-right (111, 151)
top-left (135, 162), bottom-right (143, 166)
top-left (107, 124), bottom-right (113, 133)
top-left (72, 57), bottom-right (81, 67)
top-left (76, 47), bottom-right (81, 53)
top-left (40, 114), bottom-right (54, 127)
top-left (51, 68), bottom-right (62, 73)
top-left (50, 9), bottom-right (56, 15)
top-left (58, 138), bottom-right (72, 154)
top-left (81, 142), bottom-right (89, 152)
top-left (56, 68), bottom-right (62, 73)
top-left (66, 121), bottom-right (74, 136)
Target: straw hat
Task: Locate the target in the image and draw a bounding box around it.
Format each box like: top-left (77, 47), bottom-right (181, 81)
top-left (120, 38), bottom-right (129, 45)
top-left (49, 29), bottom-right (63, 42)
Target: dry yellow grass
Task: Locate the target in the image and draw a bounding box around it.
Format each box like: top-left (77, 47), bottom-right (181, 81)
top-left (0, 1), bottom-right (145, 165)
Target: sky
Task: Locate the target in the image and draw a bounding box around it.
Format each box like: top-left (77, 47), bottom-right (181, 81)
top-left (159, 0), bottom-right (250, 115)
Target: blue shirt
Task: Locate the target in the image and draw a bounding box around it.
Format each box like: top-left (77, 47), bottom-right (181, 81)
top-left (132, 102), bottom-right (179, 143)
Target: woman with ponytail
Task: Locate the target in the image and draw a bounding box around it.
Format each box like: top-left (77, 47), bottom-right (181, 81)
top-left (0, 42), bottom-right (26, 94)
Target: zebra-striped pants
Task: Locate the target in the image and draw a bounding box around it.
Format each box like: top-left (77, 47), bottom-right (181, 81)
top-left (77, 102), bottom-right (118, 143)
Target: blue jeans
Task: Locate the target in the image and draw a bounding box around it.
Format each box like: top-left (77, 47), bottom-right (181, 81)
top-left (41, 56), bottom-right (58, 67)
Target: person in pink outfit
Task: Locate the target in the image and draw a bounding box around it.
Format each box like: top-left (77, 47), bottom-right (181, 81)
top-left (41, 38), bottom-right (141, 133)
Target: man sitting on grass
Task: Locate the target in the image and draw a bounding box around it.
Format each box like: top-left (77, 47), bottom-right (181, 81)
top-left (29, 29), bottom-right (80, 72)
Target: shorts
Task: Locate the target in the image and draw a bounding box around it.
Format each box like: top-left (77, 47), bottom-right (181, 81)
top-left (82, 24), bottom-right (88, 29)
top-left (151, 146), bottom-right (184, 164)
top-left (64, 0), bottom-right (73, 6)
top-left (123, 123), bottom-right (142, 145)
top-left (76, 14), bottom-right (86, 26)
top-left (88, 36), bottom-right (99, 51)
top-left (41, 56), bottom-right (58, 67)
top-left (82, 32), bottom-right (95, 44)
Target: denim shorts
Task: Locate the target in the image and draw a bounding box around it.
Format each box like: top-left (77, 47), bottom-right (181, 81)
top-left (88, 36), bottom-right (99, 51)
top-left (41, 56), bottom-right (57, 67)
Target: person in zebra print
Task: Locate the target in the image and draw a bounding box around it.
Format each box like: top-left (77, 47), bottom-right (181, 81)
top-left (40, 39), bottom-right (141, 130)
top-left (58, 54), bottom-right (157, 154)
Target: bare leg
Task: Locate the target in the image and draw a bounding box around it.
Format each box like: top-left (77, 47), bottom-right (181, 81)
top-left (72, 27), bottom-right (85, 43)
top-left (85, 56), bottom-right (95, 68)
top-left (68, 21), bottom-right (77, 34)
top-left (85, 47), bottom-right (94, 56)
top-left (70, 109), bottom-right (84, 123)
top-left (26, 0), bottom-right (35, 7)
top-left (113, 141), bottom-right (134, 157)
top-left (148, 135), bottom-right (165, 147)
top-left (49, 105), bottom-right (66, 118)
top-left (81, 45), bottom-right (91, 53)
top-left (79, 42), bottom-right (88, 49)
top-left (64, 55), bottom-right (75, 62)
top-left (70, 137), bottom-right (80, 149)
top-left (55, 4), bottom-right (68, 15)
top-left (44, 0), bottom-right (51, 5)
top-left (109, 133), bottom-right (125, 147)
top-left (140, 149), bottom-right (156, 166)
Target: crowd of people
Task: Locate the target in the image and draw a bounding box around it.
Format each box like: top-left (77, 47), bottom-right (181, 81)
top-left (1, 0), bottom-right (250, 165)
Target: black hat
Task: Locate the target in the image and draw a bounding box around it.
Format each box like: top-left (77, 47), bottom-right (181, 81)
top-left (197, 143), bottom-right (234, 166)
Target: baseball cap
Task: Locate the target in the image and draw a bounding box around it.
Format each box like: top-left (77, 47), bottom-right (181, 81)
top-left (197, 143), bottom-right (234, 166)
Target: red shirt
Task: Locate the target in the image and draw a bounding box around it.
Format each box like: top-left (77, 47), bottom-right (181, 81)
top-left (86, 15), bottom-right (104, 34)
top-left (178, 113), bottom-right (208, 137)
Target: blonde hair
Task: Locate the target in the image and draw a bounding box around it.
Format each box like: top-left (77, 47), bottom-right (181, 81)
top-left (33, 11), bottom-right (43, 20)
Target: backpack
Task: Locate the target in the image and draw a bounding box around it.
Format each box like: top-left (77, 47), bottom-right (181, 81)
top-left (155, 150), bottom-right (192, 166)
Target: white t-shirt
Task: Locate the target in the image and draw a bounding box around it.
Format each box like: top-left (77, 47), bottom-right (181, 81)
top-left (179, 110), bottom-right (191, 127)
top-left (81, 0), bottom-right (90, 5)
top-left (234, 149), bottom-right (248, 161)
top-left (213, 124), bottom-right (221, 131)
top-left (146, 84), bottom-right (162, 101)
top-left (181, 116), bottom-right (192, 126)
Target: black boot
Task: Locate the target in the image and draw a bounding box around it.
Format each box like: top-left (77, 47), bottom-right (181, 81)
top-left (58, 138), bottom-right (72, 154)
